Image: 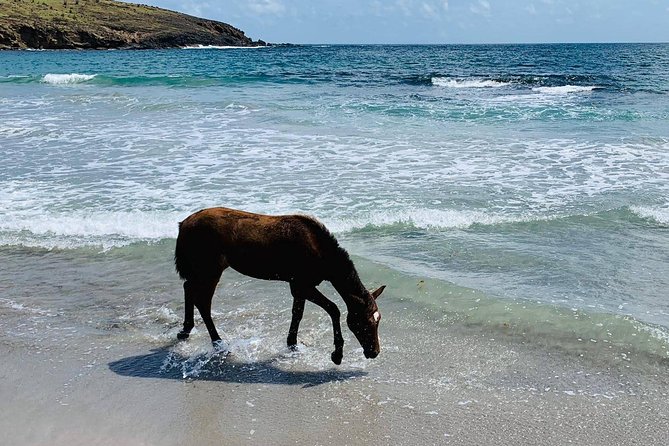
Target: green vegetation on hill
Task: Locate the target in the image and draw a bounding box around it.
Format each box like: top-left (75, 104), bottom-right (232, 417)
top-left (0, 0), bottom-right (265, 49)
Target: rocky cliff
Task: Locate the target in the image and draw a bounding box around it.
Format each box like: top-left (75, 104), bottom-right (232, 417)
top-left (0, 0), bottom-right (266, 50)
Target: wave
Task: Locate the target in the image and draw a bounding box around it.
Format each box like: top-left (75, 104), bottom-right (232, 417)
top-left (426, 76), bottom-right (611, 98)
top-left (0, 206), bottom-right (665, 251)
top-left (429, 76), bottom-right (603, 94)
top-left (0, 209), bottom-right (527, 250)
top-left (0, 72), bottom-right (276, 88)
top-left (42, 73), bottom-right (97, 84)
top-left (532, 85), bottom-right (598, 95)
top-left (326, 208), bottom-right (516, 233)
top-left (329, 206), bottom-right (668, 234)
top-left (0, 70), bottom-right (611, 92)
top-left (630, 205), bottom-right (669, 226)
top-left (53, 73), bottom-right (288, 87)
top-left (0, 71), bottom-right (636, 95)
top-left (431, 77), bottom-right (510, 88)
top-left (0, 211), bottom-right (181, 250)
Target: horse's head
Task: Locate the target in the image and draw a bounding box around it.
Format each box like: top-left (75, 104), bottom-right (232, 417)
top-left (346, 285), bottom-right (385, 359)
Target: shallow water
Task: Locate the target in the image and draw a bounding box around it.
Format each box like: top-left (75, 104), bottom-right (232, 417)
top-left (2, 240), bottom-right (668, 445)
top-left (1, 242), bottom-right (667, 380)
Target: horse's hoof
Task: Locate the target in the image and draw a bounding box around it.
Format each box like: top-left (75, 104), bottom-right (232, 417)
top-left (288, 344), bottom-right (299, 352)
top-left (331, 350), bottom-right (343, 365)
top-left (212, 339), bottom-right (227, 352)
top-left (177, 331), bottom-right (190, 340)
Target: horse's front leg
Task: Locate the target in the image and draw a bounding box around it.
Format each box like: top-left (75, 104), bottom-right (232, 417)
top-left (290, 283), bottom-right (344, 365)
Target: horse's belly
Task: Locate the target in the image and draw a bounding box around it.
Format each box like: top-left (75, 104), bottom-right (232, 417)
top-left (230, 263), bottom-right (290, 281)
top-left (227, 253), bottom-right (320, 283)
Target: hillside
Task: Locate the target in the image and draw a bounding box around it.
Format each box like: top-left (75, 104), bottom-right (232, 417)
top-left (0, 0), bottom-right (266, 49)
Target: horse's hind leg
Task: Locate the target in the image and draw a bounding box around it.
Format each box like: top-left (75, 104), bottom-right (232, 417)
top-left (177, 284), bottom-right (195, 340)
top-left (179, 273), bottom-right (223, 347)
top-left (193, 278), bottom-right (223, 345)
top-left (287, 293), bottom-right (305, 349)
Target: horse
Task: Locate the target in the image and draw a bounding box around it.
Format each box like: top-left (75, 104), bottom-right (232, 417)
top-left (174, 207), bottom-right (385, 365)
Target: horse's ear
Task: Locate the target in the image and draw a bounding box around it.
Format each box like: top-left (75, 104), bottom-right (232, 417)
top-left (371, 285), bottom-right (386, 300)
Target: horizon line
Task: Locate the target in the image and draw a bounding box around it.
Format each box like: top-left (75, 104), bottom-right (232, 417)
top-left (270, 41), bottom-right (669, 46)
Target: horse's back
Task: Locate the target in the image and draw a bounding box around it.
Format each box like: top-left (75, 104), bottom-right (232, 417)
top-left (175, 207), bottom-right (333, 284)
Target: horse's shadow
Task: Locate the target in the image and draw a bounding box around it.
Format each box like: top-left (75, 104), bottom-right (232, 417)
top-left (108, 345), bottom-right (367, 388)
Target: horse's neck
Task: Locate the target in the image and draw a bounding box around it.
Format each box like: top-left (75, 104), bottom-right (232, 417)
top-left (330, 259), bottom-right (369, 310)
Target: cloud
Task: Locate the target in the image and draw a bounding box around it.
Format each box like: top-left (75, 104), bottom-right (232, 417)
top-left (421, 2), bottom-right (437, 18)
top-left (420, 1), bottom-right (449, 18)
top-left (470, 0), bottom-right (491, 16)
top-left (247, 0), bottom-right (285, 15)
top-left (371, 0), bottom-right (450, 19)
top-left (395, 0), bottom-right (412, 16)
top-left (420, 0), bottom-right (448, 19)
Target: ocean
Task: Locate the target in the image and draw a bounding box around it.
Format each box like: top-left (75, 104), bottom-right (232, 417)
top-left (1, 45), bottom-right (669, 442)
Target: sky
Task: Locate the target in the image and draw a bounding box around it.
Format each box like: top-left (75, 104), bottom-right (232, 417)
top-left (144, 1), bottom-right (669, 44)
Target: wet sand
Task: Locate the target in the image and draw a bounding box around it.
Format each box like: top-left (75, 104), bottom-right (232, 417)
top-left (3, 293), bottom-right (668, 446)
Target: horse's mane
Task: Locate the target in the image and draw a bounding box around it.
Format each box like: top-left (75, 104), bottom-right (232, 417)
top-left (295, 215), bottom-right (367, 297)
top-left (295, 214), bottom-right (349, 259)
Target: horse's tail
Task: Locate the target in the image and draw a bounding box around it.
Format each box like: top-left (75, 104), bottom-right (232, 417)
top-left (174, 221), bottom-right (191, 281)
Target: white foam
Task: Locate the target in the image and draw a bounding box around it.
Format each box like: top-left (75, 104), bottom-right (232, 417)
top-left (42, 73), bottom-right (96, 84)
top-left (325, 208), bottom-right (534, 233)
top-left (630, 206), bottom-right (669, 225)
top-left (0, 211), bottom-right (181, 249)
top-left (162, 342), bottom-right (229, 378)
top-left (532, 85), bottom-right (597, 94)
top-left (121, 306), bottom-right (181, 325)
top-left (0, 298), bottom-right (52, 316)
top-left (432, 77), bottom-right (510, 88)
top-left (631, 320), bottom-right (669, 348)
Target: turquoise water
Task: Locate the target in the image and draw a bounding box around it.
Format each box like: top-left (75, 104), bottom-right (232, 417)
top-left (1, 44), bottom-right (668, 362)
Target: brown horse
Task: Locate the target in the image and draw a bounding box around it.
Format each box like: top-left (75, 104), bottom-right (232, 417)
top-left (174, 207), bottom-right (384, 364)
